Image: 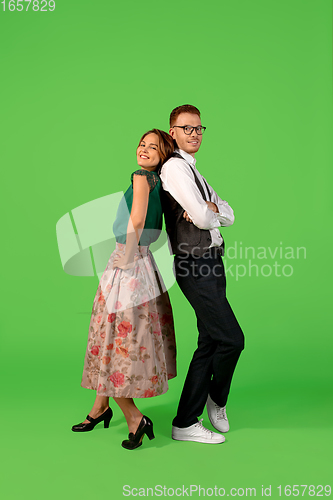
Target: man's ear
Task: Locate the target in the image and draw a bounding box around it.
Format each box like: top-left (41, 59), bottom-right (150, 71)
top-left (169, 127), bottom-right (174, 137)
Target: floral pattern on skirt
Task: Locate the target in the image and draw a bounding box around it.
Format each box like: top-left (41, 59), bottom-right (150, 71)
top-left (81, 243), bottom-right (177, 398)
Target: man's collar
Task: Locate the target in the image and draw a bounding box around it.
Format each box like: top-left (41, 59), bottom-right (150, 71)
top-left (175, 148), bottom-right (197, 168)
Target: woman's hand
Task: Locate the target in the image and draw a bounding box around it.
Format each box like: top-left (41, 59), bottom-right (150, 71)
top-left (113, 254), bottom-right (138, 270)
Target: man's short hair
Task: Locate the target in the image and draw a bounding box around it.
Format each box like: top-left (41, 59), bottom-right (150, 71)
top-left (169, 104), bottom-right (201, 127)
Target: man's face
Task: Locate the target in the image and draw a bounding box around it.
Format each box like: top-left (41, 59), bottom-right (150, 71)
top-left (169, 112), bottom-right (203, 157)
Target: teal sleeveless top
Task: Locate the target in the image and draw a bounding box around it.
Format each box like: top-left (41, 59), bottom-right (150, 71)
top-left (113, 169), bottom-right (162, 246)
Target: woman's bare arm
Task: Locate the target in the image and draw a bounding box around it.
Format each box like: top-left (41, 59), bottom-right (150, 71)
top-left (113, 174), bottom-right (150, 269)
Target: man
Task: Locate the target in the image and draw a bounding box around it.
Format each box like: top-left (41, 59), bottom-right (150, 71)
top-left (159, 104), bottom-right (245, 444)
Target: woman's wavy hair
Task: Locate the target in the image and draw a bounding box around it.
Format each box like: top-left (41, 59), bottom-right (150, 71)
top-left (138, 128), bottom-right (174, 174)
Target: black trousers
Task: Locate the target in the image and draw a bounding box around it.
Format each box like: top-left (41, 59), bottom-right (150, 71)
top-left (172, 247), bottom-right (245, 428)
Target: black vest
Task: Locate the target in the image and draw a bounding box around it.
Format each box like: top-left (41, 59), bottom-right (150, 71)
top-left (161, 152), bottom-right (224, 257)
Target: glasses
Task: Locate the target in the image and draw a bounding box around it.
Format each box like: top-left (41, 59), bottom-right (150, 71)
top-left (172, 125), bottom-right (206, 135)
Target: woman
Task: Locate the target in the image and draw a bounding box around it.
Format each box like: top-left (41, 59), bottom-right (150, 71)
top-left (71, 129), bottom-right (176, 450)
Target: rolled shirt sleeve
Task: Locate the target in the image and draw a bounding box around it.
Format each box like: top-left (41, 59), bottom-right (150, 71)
top-left (216, 200), bottom-right (235, 226)
top-left (205, 181), bottom-right (235, 227)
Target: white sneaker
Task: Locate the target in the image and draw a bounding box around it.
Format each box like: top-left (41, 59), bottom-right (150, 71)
top-left (206, 394), bottom-right (229, 432)
top-left (172, 418), bottom-right (225, 444)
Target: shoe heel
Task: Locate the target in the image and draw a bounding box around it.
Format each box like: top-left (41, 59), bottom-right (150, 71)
top-left (104, 415), bottom-right (113, 428)
top-left (103, 409), bottom-right (113, 429)
top-left (146, 425), bottom-right (155, 440)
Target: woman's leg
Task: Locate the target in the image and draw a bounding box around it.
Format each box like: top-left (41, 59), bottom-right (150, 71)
top-left (82, 394), bottom-right (110, 424)
top-left (113, 397), bottom-right (143, 434)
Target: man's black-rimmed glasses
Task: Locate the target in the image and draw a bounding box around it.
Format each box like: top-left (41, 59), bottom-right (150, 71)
top-left (172, 125), bottom-right (206, 135)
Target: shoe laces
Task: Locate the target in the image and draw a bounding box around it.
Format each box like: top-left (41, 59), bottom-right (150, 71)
top-left (215, 404), bottom-right (227, 421)
top-left (194, 418), bottom-right (213, 434)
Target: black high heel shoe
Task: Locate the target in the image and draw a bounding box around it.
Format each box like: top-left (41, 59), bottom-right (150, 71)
top-left (71, 407), bottom-right (113, 432)
top-left (121, 415), bottom-right (155, 450)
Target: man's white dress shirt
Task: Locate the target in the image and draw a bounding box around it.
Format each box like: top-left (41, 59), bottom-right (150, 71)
top-left (159, 149), bottom-right (234, 248)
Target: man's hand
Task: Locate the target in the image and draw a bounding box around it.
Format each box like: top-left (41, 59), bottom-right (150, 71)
top-left (205, 201), bottom-right (218, 213)
top-left (183, 210), bottom-right (193, 223)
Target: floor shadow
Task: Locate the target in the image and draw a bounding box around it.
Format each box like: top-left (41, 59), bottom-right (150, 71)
top-left (123, 384), bottom-right (333, 439)
top-left (225, 384), bottom-right (333, 431)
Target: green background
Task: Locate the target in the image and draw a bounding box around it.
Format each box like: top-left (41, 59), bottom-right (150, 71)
top-left (1, 0), bottom-right (332, 498)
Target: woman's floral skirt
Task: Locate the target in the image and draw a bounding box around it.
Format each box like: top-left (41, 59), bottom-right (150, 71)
top-left (81, 242), bottom-right (177, 398)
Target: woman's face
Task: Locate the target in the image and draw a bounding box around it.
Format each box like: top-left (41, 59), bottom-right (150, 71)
top-left (136, 133), bottom-right (160, 170)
